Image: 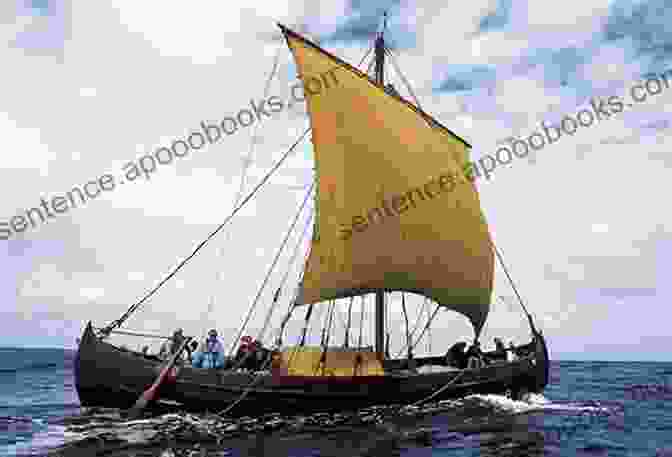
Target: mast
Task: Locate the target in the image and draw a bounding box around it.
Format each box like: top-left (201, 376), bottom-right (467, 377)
top-left (373, 16), bottom-right (386, 360)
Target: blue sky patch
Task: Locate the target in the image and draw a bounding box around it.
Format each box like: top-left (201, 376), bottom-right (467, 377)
top-left (478, 0), bottom-right (512, 32)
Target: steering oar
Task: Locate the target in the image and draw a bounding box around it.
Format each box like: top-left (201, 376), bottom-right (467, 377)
top-left (128, 336), bottom-right (192, 419)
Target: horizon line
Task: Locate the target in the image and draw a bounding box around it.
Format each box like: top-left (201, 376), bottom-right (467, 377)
top-left (1, 345), bottom-right (671, 363)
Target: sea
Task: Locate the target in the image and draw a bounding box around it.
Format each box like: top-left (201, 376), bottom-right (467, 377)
top-left (1, 347), bottom-right (671, 457)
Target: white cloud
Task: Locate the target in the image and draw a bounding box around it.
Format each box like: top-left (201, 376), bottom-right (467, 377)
top-left (0, 112), bottom-right (55, 177)
top-left (79, 87), bottom-right (96, 97)
top-left (80, 286), bottom-right (105, 300)
top-left (127, 271), bottom-right (145, 281)
top-left (591, 223), bottom-right (609, 234)
top-left (524, 0), bottom-right (612, 29)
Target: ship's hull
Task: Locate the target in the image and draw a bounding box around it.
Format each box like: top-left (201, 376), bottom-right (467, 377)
top-left (75, 323), bottom-right (549, 416)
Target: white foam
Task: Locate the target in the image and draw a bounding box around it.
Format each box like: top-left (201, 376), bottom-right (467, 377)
top-left (535, 402), bottom-right (612, 414)
top-left (417, 365), bottom-right (461, 374)
top-left (466, 394), bottom-right (543, 414)
top-left (466, 393), bottom-right (615, 416)
top-left (522, 392), bottom-right (551, 405)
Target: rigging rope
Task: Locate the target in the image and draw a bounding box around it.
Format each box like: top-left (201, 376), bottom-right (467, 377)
top-left (205, 45), bottom-right (283, 338)
top-left (492, 244), bottom-right (531, 317)
top-left (344, 296), bottom-right (354, 348)
top-left (301, 304), bottom-right (325, 346)
top-left (273, 211), bottom-right (314, 347)
top-left (400, 292), bottom-right (412, 359)
top-left (405, 304), bottom-right (441, 356)
top-left (426, 299), bottom-right (432, 353)
top-left (385, 292), bottom-right (391, 358)
top-left (357, 295), bottom-right (365, 348)
top-left (298, 304), bottom-right (313, 347)
top-left (321, 300), bottom-right (336, 348)
top-left (100, 127), bottom-right (311, 336)
top-left (365, 55), bottom-right (376, 78)
top-left (393, 296), bottom-right (428, 358)
top-left (275, 264), bottom-right (308, 347)
top-left (252, 207), bottom-right (314, 347)
top-left (384, 46), bottom-right (423, 111)
top-left (333, 301), bottom-right (347, 334)
top-left (91, 328), bottom-right (173, 340)
top-left (234, 47), bottom-right (282, 208)
top-left (491, 242), bottom-right (539, 337)
top-left (226, 181), bottom-right (315, 358)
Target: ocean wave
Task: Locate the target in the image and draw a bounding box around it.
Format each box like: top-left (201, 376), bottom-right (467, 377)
top-left (1, 424), bottom-right (67, 456)
top-left (0, 416), bottom-right (44, 426)
top-left (0, 403), bottom-right (81, 412)
top-left (0, 362), bottom-right (68, 374)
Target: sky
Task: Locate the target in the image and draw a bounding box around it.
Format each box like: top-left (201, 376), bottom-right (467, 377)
top-left (0, 0), bottom-right (670, 361)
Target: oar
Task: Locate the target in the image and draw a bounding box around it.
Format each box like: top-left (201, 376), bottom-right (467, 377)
top-left (128, 336), bottom-right (192, 418)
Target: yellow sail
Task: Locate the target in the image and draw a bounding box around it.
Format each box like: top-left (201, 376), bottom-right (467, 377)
top-left (280, 25), bottom-right (494, 333)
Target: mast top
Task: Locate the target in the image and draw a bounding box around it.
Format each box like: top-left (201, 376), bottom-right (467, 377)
top-left (377, 11), bottom-right (388, 42)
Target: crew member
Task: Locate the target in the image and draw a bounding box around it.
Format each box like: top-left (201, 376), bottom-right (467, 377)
top-left (487, 337), bottom-right (507, 363)
top-left (159, 328), bottom-right (187, 360)
top-left (466, 340), bottom-right (484, 369)
top-left (192, 329), bottom-right (226, 369)
top-left (445, 341), bottom-right (468, 369)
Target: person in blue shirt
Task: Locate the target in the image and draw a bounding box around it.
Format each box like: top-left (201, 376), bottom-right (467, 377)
top-left (191, 329), bottom-right (226, 369)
